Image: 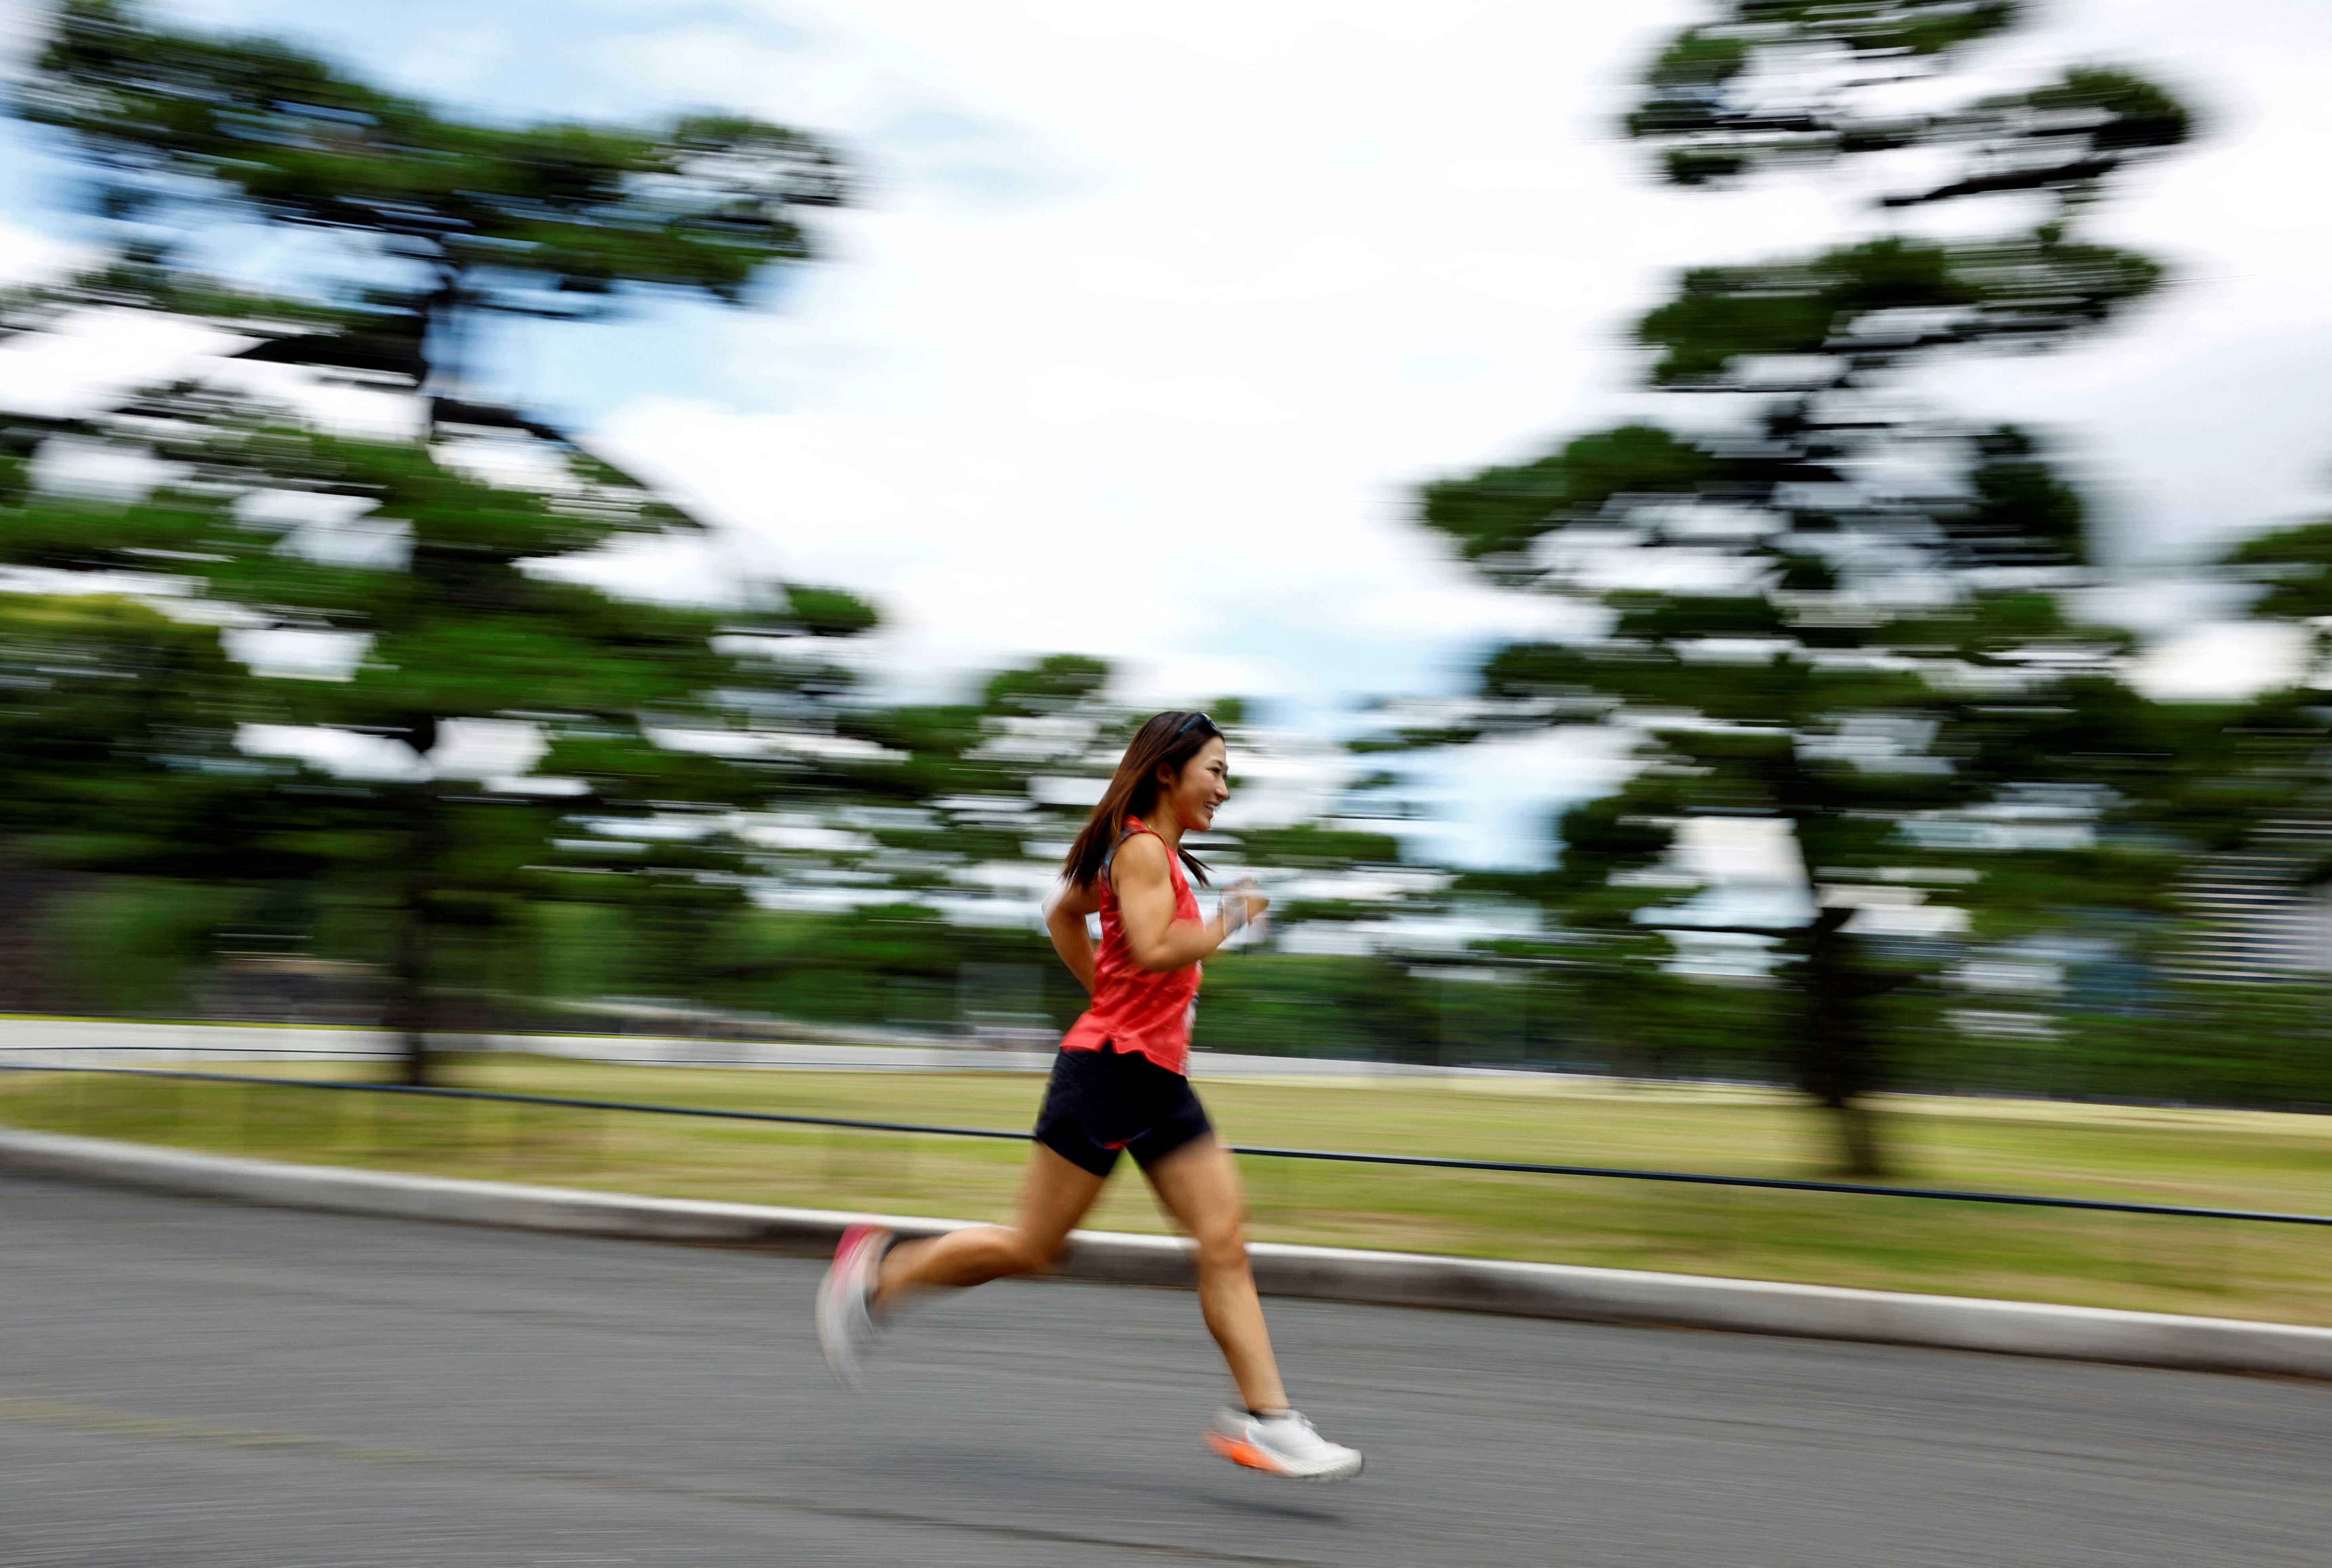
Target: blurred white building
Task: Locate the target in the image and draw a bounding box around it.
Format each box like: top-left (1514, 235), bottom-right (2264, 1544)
top-left (2169, 816), bottom-right (2332, 982)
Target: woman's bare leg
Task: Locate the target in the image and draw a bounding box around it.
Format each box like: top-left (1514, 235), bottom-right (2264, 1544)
top-left (1142, 1135), bottom-right (1289, 1413)
top-left (874, 1142), bottom-right (1105, 1309)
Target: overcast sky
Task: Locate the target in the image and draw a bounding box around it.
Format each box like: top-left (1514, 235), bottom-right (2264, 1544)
top-left (2, 0), bottom-right (2330, 864)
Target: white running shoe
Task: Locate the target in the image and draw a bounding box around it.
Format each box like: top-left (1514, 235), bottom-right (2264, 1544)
top-left (1205, 1407), bottom-right (1363, 1482)
top-left (816, 1223), bottom-right (892, 1391)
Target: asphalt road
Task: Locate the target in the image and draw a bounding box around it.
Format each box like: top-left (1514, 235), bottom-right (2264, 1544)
top-left (3, 1176), bottom-right (2327, 1567)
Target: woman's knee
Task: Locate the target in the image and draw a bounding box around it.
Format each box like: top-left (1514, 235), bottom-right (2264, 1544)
top-left (1188, 1218), bottom-right (1250, 1274)
top-left (992, 1228), bottom-right (1066, 1276)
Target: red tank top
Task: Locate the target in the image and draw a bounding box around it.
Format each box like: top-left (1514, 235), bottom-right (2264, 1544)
top-left (1058, 819), bottom-right (1203, 1076)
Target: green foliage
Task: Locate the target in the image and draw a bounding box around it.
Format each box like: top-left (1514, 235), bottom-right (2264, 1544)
top-left (1638, 238), bottom-right (2162, 388)
top-left (1630, 3), bottom-right (2021, 149)
top-left (982, 653), bottom-right (1110, 715)
top-left (782, 586), bottom-right (882, 639)
top-left (1388, 0), bottom-right (2206, 1170)
top-left (1187, 953), bottom-right (1433, 1063)
top-left (0, 250), bottom-right (363, 345)
top-left (1551, 794), bottom-right (1679, 897)
top-left (0, 0), bottom-right (1474, 1078)
top-left (1624, 4), bottom-right (2187, 214)
top-left (1891, 982), bottom-right (2332, 1109)
top-left (1233, 824), bottom-right (1403, 871)
top-left (1731, 0), bottom-right (2021, 56)
top-left (36, 876), bottom-right (248, 1014)
top-left (2227, 519), bottom-right (2332, 624)
top-left (22, 1), bottom-right (847, 324)
top-left (1643, 28), bottom-right (1749, 92)
top-left (0, 332), bottom-right (883, 1079)
top-left (1949, 426), bottom-right (2090, 567)
top-left (2194, 490), bottom-right (2332, 910)
top-left (0, 0), bottom-right (877, 1078)
top-left (0, 592), bottom-right (284, 876)
top-left (1419, 424), bottom-right (1708, 562)
top-left (650, 904), bottom-right (1080, 1033)
top-left (1203, 695), bottom-right (1252, 728)
top-left (0, 456), bottom-right (891, 1038)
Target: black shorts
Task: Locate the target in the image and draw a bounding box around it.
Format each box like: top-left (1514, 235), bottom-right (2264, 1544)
top-left (1033, 1043), bottom-right (1213, 1178)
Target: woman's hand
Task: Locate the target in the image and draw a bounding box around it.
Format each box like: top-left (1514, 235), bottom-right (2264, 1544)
top-left (1218, 879), bottom-right (1268, 944)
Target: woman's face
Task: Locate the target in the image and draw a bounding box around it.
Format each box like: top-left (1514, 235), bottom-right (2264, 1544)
top-left (1160, 736), bottom-right (1231, 832)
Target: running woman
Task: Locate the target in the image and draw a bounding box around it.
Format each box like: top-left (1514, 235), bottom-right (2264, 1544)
top-left (817, 710), bottom-right (1362, 1482)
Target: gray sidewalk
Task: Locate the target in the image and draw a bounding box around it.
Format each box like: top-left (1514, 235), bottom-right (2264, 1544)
top-left (15, 1174), bottom-right (2328, 1567)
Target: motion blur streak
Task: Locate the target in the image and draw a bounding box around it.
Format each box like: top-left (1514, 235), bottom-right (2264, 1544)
top-left (0, 4), bottom-right (2330, 1557)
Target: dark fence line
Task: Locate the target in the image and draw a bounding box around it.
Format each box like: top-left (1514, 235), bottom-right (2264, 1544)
top-left (0, 1045), bottom-right (392, 1057)
top-left (8, 1062), bottom-right (2332, 1230)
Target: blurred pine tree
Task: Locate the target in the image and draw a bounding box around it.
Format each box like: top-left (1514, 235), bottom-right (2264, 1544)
top-left (0, 1), bottom-right (872, 1082)
top-left (1383, 1), bottom-right (2201, 1172)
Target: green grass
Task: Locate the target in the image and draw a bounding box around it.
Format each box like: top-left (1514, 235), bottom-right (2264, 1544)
top-left (9, 1055), bottom-right (2332, 1326)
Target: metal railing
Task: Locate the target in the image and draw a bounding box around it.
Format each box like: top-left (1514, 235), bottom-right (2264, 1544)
top-left (6, 1061), bottom-right (2330, 1229)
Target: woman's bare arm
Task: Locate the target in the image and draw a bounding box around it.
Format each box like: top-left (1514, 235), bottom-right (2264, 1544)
top-left (1043, 878), bottom-right (1102, 994)
top-left (1112, 834), bottom-right (1264, 972)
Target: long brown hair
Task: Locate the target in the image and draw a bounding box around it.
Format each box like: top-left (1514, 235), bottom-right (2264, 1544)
top-left (1062, 710), bottom-right (1221, 891)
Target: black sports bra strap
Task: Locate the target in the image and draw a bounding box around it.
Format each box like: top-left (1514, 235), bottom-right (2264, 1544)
top-left (1098, 821), bottom-right (1145, 886)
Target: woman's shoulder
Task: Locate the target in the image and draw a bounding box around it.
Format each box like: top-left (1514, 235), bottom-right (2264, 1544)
top-left (1114, 824), bottom-right (1175, 884)
top-left (1113, 825), bottom-right (1171, 871)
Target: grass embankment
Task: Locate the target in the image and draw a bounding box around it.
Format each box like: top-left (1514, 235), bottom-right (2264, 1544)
top-left (9, 1055), bottom-right (2332, 1326)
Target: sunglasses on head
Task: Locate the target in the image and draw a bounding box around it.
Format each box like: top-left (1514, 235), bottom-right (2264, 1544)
top-left (1174, 711), bottom-right (1220, 742)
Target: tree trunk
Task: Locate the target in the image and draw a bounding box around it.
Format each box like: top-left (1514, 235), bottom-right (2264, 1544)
top-left (1832, 1099), bottom-right (1883, 1179)
top-left (0, 843), bottom-right (74, 1015)
top-left (387, 886), bottom-right (431, 1087)
top-left (1792, 912), bottom-right (1888, 1177)
top-left (1773, 746), bottom-right (1890, 1178)
top-left (386, 758), bottom-right (442, 1087)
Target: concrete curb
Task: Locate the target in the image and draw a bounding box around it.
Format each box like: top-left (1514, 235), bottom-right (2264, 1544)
top-left (0, 1015), bottom-right (1571, 1081)
top-left (8, 1126), bottom-right (2332, 1380)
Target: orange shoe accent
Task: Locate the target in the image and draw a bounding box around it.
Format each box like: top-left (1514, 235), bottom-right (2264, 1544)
top-left (1205, 1431), bottom-right (1286, 1473)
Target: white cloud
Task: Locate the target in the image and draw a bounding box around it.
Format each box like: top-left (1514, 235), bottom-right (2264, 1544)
top-left (1396, 725), bottom-right (1642, 868)
top-left (27, 432), bottom-right (184, 500)
top-left (0, 307), bottom-right (248, 420)
top-left (21, 0), bottom-right (2332, 871)
top-left (235, 715), bottom-right (580, 784)
top-left (0, 215), bottom-right (86, 287)
top-left (427, 717), bottom-right (548, 780)
top-left (238, 723), bottom-right (427, 781)
top-left (2132, 620), bottom-right (2313, 700)
top-left (564, 0), bottom-right (2332, 865)
top-left (221, 627), bottom-right (370, 681)
top-left (573, 0), bottom-right (1729, 720)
